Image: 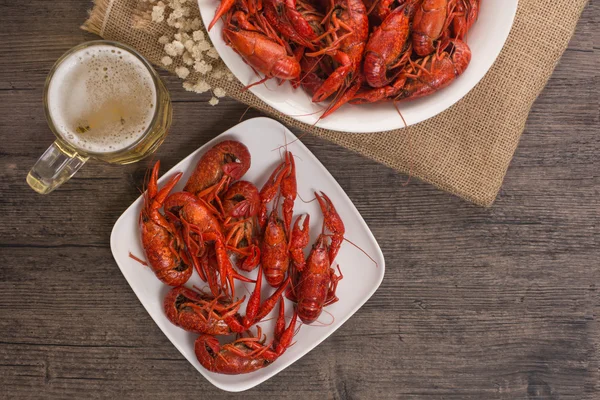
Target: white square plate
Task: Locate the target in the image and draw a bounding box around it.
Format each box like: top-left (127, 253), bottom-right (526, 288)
top-left (110, 117), bottom-right (385, 391)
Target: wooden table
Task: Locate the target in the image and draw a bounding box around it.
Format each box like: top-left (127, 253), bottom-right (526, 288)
top-left (1, 2), bottom-right (598, 399)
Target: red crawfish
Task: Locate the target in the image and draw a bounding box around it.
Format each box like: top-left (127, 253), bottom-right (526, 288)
top-left (395, 39), bottom-right (471, 101)
top-left (184, 140), bottom-right (251, 214)
top-left (288, 5), bottom-right (329, 95)
top-left (293, 46), bottom-right (330, 97)
top-left (223, 25), bottom-right (301, 86)
top-left (351, 39), bottom-right (471, 104)
top-left (164, 286), bottom-right (244, 335)
top-left (260, 212), bottom-right (290, 287)
top-left (164, 191), bottom-right (253, 298)
top-left (264, 0), bottom-right (320, 50)
top-left (139, 161), bottom-right (192, 287)
top-left (307, 0), bottom-right (369, 118)
top-left (261, 211), bottom-right (309, 291)
top-left (412, 0), bottom-right (449, 57)
top-left (288, 192), bottom-right (345, 324)
top-left (222, 180), bottom-right (261, 272)
top-left (367, 0), bottom-right (420, 24)
top-left (164, 271), bottom-right (290, 335)
top-left (363, 4), bottom-right (414, 88)
top-left (194, 299), bottom-right (298, 374)
top-left (451, 0), bottom-right (480, 40)
top-left (258, 151), bottom-right (301, 287)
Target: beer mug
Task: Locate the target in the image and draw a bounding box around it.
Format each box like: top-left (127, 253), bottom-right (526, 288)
top-left (27, 41), bottom-right (172, 194)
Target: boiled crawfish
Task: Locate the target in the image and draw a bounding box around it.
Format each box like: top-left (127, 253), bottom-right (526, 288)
top-left (222, 9), bottom-right (301, 86)
top-left (293, 46), bottom-right (331, 96)
top-left (260, 211), bottom-right (309, 288)
top-left (363, 4), bottom-right (414, 88)
top-left (164, 286), bottom-right (245, 335)
top-left (264, 0), bottom-right (321, 50)
top-left (195, 299), bottom-right (298, 374)
top-left (140, 162), bottom-right (192, 287)
top-left (288, 192), bottom-right (345, 323)
top-left (164, 270), bottom-right (290, 335)
top-left (258, 151), bottom-right (301, 287)
top-left (184, 140), bottom-right (251, 214)
top-left (352, 39), bottom-right (471, 104)
top-left (164, 191), bottom-right (252, 298)
top-left (451, 0), bottom-right (480, 40)
top-left (222, 180), bottom-right (261, 271)
top-left (368, 0), bottom-right (420, 24)
top-left (308, 0), bottom-right (369, 118)
top-left (412, 0), bottom-right (449, 57)
top-left (395, 39), bottom-right (472, 101)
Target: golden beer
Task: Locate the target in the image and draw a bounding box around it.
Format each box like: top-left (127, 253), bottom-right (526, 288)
top-left (27, 41), bottom-right (172, 194)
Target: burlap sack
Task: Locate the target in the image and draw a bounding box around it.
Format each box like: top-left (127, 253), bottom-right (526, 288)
top-left (82, 0), bottom-right (588, 206)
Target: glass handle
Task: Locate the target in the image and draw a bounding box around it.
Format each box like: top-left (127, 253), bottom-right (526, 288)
top-left (26, 141), bottom-right (88, 194)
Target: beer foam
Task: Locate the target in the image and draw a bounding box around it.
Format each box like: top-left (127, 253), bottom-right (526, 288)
top-left (47, 44), bottom-right (157, 153)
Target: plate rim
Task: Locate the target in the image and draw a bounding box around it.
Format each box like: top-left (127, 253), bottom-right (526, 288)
top-left (110, 117), bottom-right (386, 392)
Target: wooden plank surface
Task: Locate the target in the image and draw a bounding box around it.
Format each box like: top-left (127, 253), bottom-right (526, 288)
top-left (0, 1), bottom-right (598, 399)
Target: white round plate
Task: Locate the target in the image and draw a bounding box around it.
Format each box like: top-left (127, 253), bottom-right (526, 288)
top-left (198, 0), bottom-right (518, 132)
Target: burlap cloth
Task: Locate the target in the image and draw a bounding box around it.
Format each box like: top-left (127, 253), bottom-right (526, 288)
top-left (82, 0), bottom-right (588, 207)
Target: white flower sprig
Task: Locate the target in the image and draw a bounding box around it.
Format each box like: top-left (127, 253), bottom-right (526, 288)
top-left (144, 0), bottom-right (232, 105)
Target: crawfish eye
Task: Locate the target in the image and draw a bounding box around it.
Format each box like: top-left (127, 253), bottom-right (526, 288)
top-left (167, 205), bottom-right (183, 215)
top-left (175, 294), bottom-right (187, 309)
top-left (205, 343), bottom-right (216, 357)
top-left (224, 153), bottom-right (240, 164)
top-left (176, 298), bottom-right (197, 314)
top-left (174, 260), bottom-right (189, 272)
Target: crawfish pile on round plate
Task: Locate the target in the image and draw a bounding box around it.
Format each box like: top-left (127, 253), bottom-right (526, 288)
top-left (208, 0), bottom-right (479, 118)
top-left (138, 140), bottom-right (348, 374)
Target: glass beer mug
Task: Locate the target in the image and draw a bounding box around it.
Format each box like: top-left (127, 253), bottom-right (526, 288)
top-left (27, 41), bottom-right (172, 194)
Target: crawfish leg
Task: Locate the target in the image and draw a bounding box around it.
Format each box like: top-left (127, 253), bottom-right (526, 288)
top-left (349, 74), bottom-right (408, 104)
top-left (272, 299), bottom-right (298, 356)
top-left (199, 251), bottom-right (221, 297)
top-left (255, 276), bottom-right (291, 322)
top-left (244, 274), bottom-right (291, 327)
top-left (323, 264), bottom-right (343, 306)
top-left (320, 76), bottom-right (362, 119)
top-left (274, 297), bottom-right (286, 340)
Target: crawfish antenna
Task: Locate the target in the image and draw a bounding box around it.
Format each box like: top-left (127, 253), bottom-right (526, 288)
top-left (239, 105), bottom-right (253, 122)
top-left (343, 237), bottom-right (379, 268)
top-left (129, 252), bottom-right (148, 266)
top-left (297, 192), bottom-right (317, 204)
top-left (392, 100), bottom-right (413, 187)
top-left (309, 308), bottom-right (335, 327)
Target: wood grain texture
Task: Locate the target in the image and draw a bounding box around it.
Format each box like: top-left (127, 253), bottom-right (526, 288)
top-left (0, 1), bottom-right (598, 399)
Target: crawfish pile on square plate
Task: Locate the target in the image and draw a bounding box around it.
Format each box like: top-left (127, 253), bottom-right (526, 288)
top-left (138, 140), bottom-right (352, 374)
top-left (208, 0), bottom-right (479, 118)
